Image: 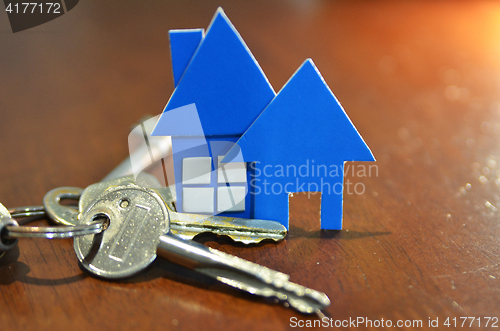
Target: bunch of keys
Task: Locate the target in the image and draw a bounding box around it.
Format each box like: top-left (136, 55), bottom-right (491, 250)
top-left (1, 142), bottom-right (331, 316)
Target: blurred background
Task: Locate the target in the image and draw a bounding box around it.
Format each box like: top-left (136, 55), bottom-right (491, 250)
top-left (2, 1), bottom-right (500, 202)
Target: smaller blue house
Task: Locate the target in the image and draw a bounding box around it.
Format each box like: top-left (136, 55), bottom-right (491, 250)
top-left (153, 8), bottom-right (374, 230)
top-left (224, 60), bottom-right (374, 230)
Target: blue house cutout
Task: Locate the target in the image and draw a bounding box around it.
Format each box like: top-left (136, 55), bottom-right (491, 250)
top-left (224, 59), bottom-right (374, 230)
top-left (153, 8), bottom-right (374, 230)
top-left (152, 8), bottom-right (275, 220)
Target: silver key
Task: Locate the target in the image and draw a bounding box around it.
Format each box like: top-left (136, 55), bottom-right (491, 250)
top-left (47, 174), bottom-right (287, 244)
top-left (74, 183), bottom-right (330, 314)
top-left (43, 174), bottom-right (167, 227)
top-left (80, 175), bottom-right (286, 243)
top-left (43, 186), bottom-right (82, 226)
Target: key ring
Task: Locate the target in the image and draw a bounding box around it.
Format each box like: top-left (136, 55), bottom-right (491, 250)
top-left (8, 206), bottom-right (46, 221)
top-left (1, 205), bottom-right (108, 254)
top-left (3, 219), bottom-right (107, 239)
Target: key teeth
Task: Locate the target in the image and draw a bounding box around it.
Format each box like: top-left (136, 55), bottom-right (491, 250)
top-left (170, 227), bottom-right (285, 245)
top-left (278, 280), bottom-right (331, 311)
top-left (207, 247), bottom-right (290, 284)
top-left (287, 297), bottom-right (319, 315)
top-left (206, 247), bottom-right (330, 312)
top-left (169, 213), bottom-right (287, 244)
top-left (213, 273), bottom-right (329, 314)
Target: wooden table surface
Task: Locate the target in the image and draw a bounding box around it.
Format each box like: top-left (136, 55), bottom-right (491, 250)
top-left (2, 1), bottom-right (500, 330)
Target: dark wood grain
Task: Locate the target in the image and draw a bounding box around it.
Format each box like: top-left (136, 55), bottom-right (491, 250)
top-left (2, 1), bottom-right (500, 330)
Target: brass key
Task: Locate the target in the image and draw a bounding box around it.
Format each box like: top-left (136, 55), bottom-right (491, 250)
top-left (45, 174), bottom-right (286, 244)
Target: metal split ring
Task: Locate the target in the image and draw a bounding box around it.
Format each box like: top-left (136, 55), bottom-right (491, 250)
top-left (3, 219), bottom-right (107, 239)
top-left (1, 205), bottom-right (107, 243)
top-left (8, 205), bottom-right (46, 218)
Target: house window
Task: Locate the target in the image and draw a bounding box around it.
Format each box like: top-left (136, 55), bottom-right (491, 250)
top-left (182, 157), bottom-right (212, 184)
top-left (182, 187), bottom-right (214, 213)
top-left (217, 186), bottom-right (245, 212)
top-left (217, 156), bottom-right (246, 183)
top-left (181, 156), bottom-right (247, 214)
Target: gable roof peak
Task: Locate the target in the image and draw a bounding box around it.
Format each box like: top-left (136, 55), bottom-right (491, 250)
top-left (223, 58), bottom-right (375, 163)
top-left (152, 8), bottom-right (276, 137)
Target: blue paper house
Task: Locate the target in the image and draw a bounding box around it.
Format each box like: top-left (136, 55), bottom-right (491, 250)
top-left (152, 8), bottom-right (275, 219)
top-left (224, 59), bottom-right (374, 230)
top-left (153, 8), bottom-right (374, 230)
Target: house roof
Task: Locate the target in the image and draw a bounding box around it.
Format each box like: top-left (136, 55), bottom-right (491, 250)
top-left (224, 59), bottom-right (375, 166)
top-left (152, 8), bottom-right (275, 137)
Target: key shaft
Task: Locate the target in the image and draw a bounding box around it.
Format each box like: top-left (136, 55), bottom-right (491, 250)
top-left (157, 233), bottom-right (330, 314)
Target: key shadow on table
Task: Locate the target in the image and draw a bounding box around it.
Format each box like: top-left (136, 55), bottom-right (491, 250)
top-left (185, 228), bottom-right (391, 246)
top-left (0, 243), bottom-right (224, 289)
top-left (286, 226), bottom-right (391, 241)
top-left (99, 228), bottom-right (390, 289)
top-left (0, 246), bottom-right (27, 285)
top-left (119, 257), bottom-right (333, 317)
top-left (90, 231), bottom-right (288, 285)
top-left (0, 229), bottom-right (388, 293)
top-left (0, 246), bottom-right (88, 286)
